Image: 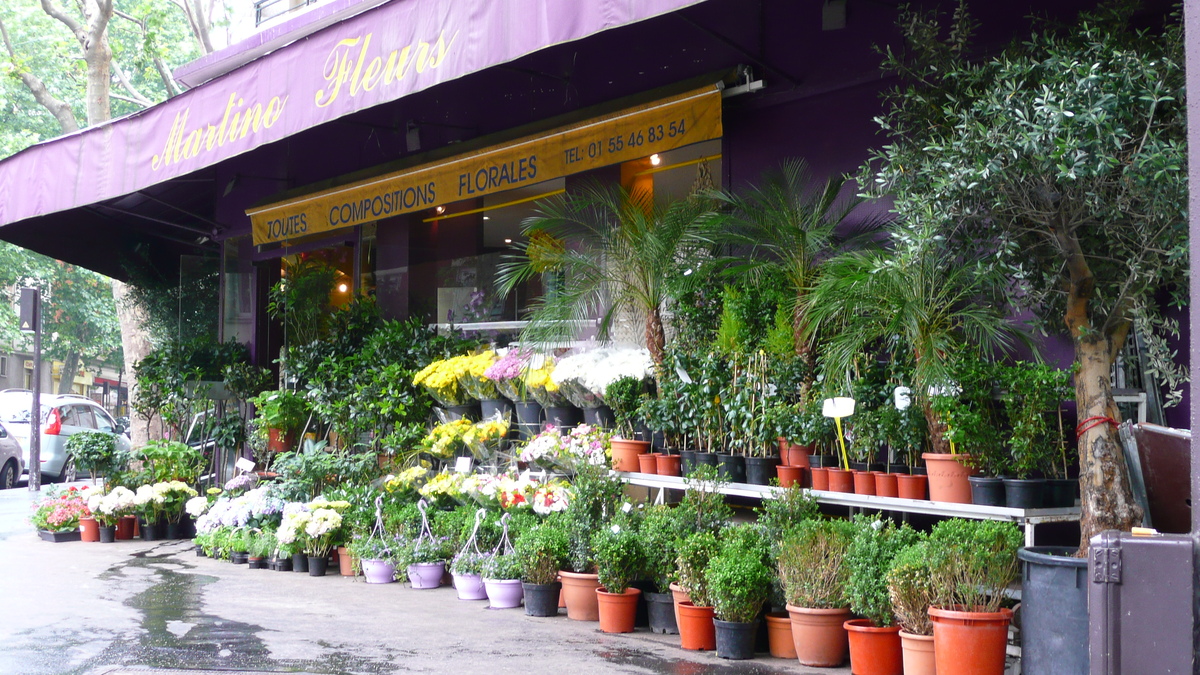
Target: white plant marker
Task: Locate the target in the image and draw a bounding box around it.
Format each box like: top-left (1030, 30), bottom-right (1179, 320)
top-left (822, 397), bottom-right (856, 471)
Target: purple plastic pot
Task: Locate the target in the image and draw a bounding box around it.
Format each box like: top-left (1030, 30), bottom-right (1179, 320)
top-left (453, 572), bottom-right (487, 600)
top-left (484, 578), bottom-right (524, 609)
top-left (407, 562), bottom-right (445, 589)
top-left (361, 559), bottom-right (396, 584)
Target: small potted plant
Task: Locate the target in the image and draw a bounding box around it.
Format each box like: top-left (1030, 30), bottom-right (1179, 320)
top-left (86, 486), bottom-right (136, 543)
top-left (559, 465), bottom-right (624, 621)
top-left (777, 518), bottom-right (857, 667)
top-left (843, 516), bottom-right (921, 675)
top-left (926, 519), bottom-right (1022, 675)
top-left (706, 537), bottom-right (773, 659)
top-left (605, 374), bottom-right (651, 471)
top-left (31, 486), bottom-right (91, 542)
top-left (399, 534), bottom-right (449, 589)
top-left (249, 389), bottom-right (309, 454)
top-left (302, 506), bottom-right (344, 577)
top-left (887, 540), bottom-right (938, 675)
top-left (348, 535), bottom-right (399, 584)
top-left (481, 551), bottom-right (524, 609)
top-left (591, 520), bottom-right (646, 633)
top-left (449, 548), bottom-right (489, 600)
top-left (247, 529), bottom-right (276, 570)
top-left (228, 527), bottom-right (252, 565)
top-left (675, 531), bottom-right (721, 651)
top-left (1000, 361), bottom-right (1072, 508)
top-left (65, 431), bottom-right (124, 490)
top-left (514, 521), bottom-right (569, 617)
top-left (639, 504), bottom-right (683, 634)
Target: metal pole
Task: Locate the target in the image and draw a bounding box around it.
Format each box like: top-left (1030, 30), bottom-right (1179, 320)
top-left (1183, 1), bottom-right (1200, 669)
top-left (28, 292), bottom-right (41, 493)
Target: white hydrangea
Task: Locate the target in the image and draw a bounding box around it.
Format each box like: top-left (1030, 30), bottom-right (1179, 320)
top-left (185, 496), bottom-right (210, 518)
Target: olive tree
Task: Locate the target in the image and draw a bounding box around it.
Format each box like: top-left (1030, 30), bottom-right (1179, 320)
top-left (861, 1), bottom-right (1186, 548)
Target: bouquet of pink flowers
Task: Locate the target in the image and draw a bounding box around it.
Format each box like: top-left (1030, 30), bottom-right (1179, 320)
top-left (29, 485), bottom-right (91, 532)
top-left (483, 349), bottom-right (533, 402)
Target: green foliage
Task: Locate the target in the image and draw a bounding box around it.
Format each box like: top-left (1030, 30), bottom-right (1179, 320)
top-left (592, 522), bottom-right (645, 594)
top-left (249, 529), bottom-right (277, 559)
top-left (449, 550), bottom-right (488, 576)
top-left (272, 440), bottom-right (376, 501)
top-left (605, 375), bottom-right (646, 439)
top-left (676, 464), bottom-right (732, 536)
top-left (777, 519), bottom-right (857, 609)
top-left (999, 362), bottom-right (1073, 478)
top-left (639, 504), bottom-right (684, 591)
top-left (927, 519), bottom-right (1023, 613)
top-left (676, 531), bottom-right (721, 607)
top-left (133, 336), bottom-right (251, 438)
top-left (481, 551), bottom-right (523, 580)
top-left (886, 539), bottom-right (937, 635)
top-left (269, 259), bottom-right (338, 349)
top-left (706, 545), bottom-right (773, 624)
top-left (249, 390), bottom-right (310, 432)
top-left (562, 464), bottom-right (625, 572)
top-left (514, 521), bottom-right (570, 584)
top-left (134, 440), bottom-right (204, 483)
top-left (65, 431), bottom-right (124, 486)
top-left (929, 357), bottom-right (1005, 471)
top-left (122, 252), bottom-right (219, 346)
top-left (844, 516), bottom-right (921, 627)
top-left (756, 484), bottom-right (820, 554)
top-left (349, 535), bottom-right (401, 566)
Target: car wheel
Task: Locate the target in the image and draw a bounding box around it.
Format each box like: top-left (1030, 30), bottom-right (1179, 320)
top-left (58, 457), bottom-right (77, 483)
top-left (0, 461), bottom-right (15, 490)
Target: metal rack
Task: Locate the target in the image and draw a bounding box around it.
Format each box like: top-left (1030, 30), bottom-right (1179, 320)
top-left (619, 472), bottom-right (1080, 546)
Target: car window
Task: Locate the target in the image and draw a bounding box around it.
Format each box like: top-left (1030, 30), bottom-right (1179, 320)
top-left (73, 406), bottom-right (97, 429)
top-left (0, 424), bottom-right (7, 438)
top-left (93, 408), bottom-right (116, 433)
top-left (0, 397), bottom-right (29, 423)
top-left (60, 406), bottom-right (80, 427)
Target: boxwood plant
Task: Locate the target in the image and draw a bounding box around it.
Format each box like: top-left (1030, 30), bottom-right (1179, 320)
top-left (844, 515), bottom-right (921, 627)
top-left (706, 534), bottom-right (773, 624)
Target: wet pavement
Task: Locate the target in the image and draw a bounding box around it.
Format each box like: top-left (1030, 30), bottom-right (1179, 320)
top-left (0, 484), bottom-right (851, 675)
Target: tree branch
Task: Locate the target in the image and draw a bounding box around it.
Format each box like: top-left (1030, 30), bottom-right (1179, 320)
top-left (111, 59), bottom-right (153, 107)
top-left (0, 17), bottom-right (80, 134)
top-left (39, 0), bottom-right (86, 41)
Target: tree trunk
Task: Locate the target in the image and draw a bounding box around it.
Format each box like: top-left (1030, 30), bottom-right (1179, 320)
top-left (1074, 334), bottom-right (1143, 553)
top-left (84, 36), bottom-right (112, 125)
top-left (922, 398), bottom-right (950, 454)
top-left (55, 351), bottom-right (80, 395)
top-left (645, 305), bottom-right (665, 366)
top-left (112, 280), bottom-right (160, 446)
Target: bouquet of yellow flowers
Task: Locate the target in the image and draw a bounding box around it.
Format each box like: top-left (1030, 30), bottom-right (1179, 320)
top-left (524, 357), bottom-right (567, 408)
top-left (384, 466), bottom-right (429, 493)
top-left (458, 350), bottom-right (500, 400)
top-left (413, 357), bottom-right (470, 407)
top-left (420, 418), bottom-right (474, 457)
top-left (463, 416), bottom-right (511, 460)
top-left (418, 471), bottom-right (466, 505)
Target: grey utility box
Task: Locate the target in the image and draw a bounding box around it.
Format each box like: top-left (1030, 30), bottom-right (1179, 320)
top-left (1088, 530), bottom-right (1192, 674)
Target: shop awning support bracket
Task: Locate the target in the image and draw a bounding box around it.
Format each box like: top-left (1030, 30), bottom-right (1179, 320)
top-left (134, 191), bottom-right (230, 235)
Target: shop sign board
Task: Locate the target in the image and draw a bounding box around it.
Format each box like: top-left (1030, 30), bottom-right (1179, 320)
top-left (248, 85), bottom-right (722, 245)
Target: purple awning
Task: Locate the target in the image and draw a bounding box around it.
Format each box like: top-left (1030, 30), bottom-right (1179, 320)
top-left (0, 0), bottom-right (706, 228)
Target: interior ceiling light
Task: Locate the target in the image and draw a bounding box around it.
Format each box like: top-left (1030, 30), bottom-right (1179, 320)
top-left (435, 205), bottom-right (446, 215)
top-left (483, 216), bottom-right (490, 220)
top-left (649, 154), bottom-right (662, 166)
top-left (338, 283), bottom-right (348, 293)
top-left (504, 238), bottom-right (513, 244)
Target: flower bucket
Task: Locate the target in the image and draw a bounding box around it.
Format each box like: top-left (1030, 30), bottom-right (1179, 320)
top-left (452, 572), bottom-right (486, 599)
top-left (484, 578), bottom-right (524, 609)
top-left (669, 581), bottom-right (691, 629)
top-left (596, 587), bottom-right (641, 633)
top-left (777, 465), bottom-right (806, 488)
top-left (645, 591), bottom-right (678, 634)
top-left (337, 546), bottom-right (356, 576)
top-left (98, 525), bottom-right (117, 543)
top-left (407, 561), bottom-right (445, 589)
top-left (852, 470), bottom-right (877, 495)
top-left (637, 452), bottom-right (659, 474)
top-left (362, 559), bottom-right (397, 584)
top-left (897, 474), bottom-right (928, 500)
top-left (715, 619), bottom-right (758, 660)
top-left (115, 515), bottom-right (136, 540)
top-left (827, 468), bottom-right (854, 493)
top-left (810, 467), bottom-right (830, 491)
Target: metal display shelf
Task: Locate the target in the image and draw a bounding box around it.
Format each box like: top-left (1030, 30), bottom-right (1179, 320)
top-left (619, 472), bottom-right (1081, 546)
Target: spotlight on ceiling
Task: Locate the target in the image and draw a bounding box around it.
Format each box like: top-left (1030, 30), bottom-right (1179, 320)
top-left (650, 154), bottom-right (662, 166)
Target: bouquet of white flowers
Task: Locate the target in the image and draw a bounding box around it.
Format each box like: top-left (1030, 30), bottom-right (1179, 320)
top-left (87, 486), bottom-right (136, 527)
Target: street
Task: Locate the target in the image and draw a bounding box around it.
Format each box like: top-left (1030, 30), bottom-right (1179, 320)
top-left (0, 484), bottom-right (849, 675)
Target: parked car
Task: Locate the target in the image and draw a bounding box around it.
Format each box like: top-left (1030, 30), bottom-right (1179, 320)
top-left (0, 420), bottom-right (22, 489)
top-left (0, 390), bottom-right (131, 482)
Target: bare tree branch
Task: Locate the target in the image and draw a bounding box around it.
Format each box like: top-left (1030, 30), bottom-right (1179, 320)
top-left (0, 16), bottom-right (80, 134)
top-left (39, 0), bottom-right (85, 39)
top-left (111, 58), bottom-right (153, 107)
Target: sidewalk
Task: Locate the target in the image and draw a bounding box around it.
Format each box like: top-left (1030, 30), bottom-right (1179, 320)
top-left (0, 485), bottom-right (851, 675)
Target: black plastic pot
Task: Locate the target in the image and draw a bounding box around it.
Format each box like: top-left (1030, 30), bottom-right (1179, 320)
top-left (248, 557), bottom-right (267, 570)
top-left (308, 555), bottom-right (329, 577)
top-left (544, 405), bottom-right (582, 429)
top-left (292, 552), bottom-right (309, 573)
top-left (812, 454), bottom-right (838, 468)
top-left (969, 476), bottom-right (1007, 507)
top-left (582, 405), bottom-right (615, 429)
top-left (165, 521), bottom-right (185, 540)
top-left (522, 581), bottom-right (562, 617)
top-left (745, 456), bottom-right (780, 486)
top-left (645, 591), bottom-right (678, 634)
top-left (195, 545), bottom-right (206, 557)
top-left (1046, 478), bottom-right (1078, 508)
top-left (886, 463), bottom-right (911, 474)
top-left (98, 525), bottom-right (116, 543)
top-left (714, 619), bottom-right (758, 660)
top-left (480, 398), bottom-right (515, 428)
top-left (716, 453), bottom-right (746, 483)
top-left (680, 450), bottom-right (696, 475)
top-left (274, 556), bottom-right (293, 572)
top-left (441, 403), bottom-right (481, 422)
top-left (1005, 477), bottom-right (1046, 509)
top-left (139, 517), bottom-right (163, 541)
top-left (1019, 546), bottom-right (1088, 675)
top-left (514, 400), bottom-right (543, 439)
top-left (911, 465), bottom-right (928, 476)
top-left (694, 452), bottom-right (719, 469)
top-left (230, 551), bottom-right (249, 565)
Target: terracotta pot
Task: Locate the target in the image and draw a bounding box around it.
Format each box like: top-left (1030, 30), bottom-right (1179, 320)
top-left (852, 470), bottom-right (877, 495)
top-left (669, 581), bottom-right (691, 629)
top-left (777, 465), bottom-right (805, 488)
top-left (80, 516), bottom-right (100, 543)
top-left (810, 467), bottom-right (830, 491)
top-left (827, 468), bottom-right (854, 493)
top-left (777, 439), bottom-right (814, 468)
top-left (637, 452), bottom-right (659, 474)
top-left (596, 587), bottom-right (641, 633)
top-left (337, 546), bottom-right (356, 576)
top-left (656, 453), bottom-right (682, 476)
top-left (899, 630), bottom-right (936, 675)
top-left (115, 515), bottom-right (136, 540)
top-left (897, 474), bottom-right (928, 500)
top-left (928, 606), bottom-right (1012, 675)
top-left (786, 605), bottom-right (850, 667)
top-left (677, 601), bottom-right (717, 651)
top-left (266, 427), bottom-right (296, 453)
top-left (845, 619), bottom-right (903, 675)
top-left (610, 438), bottom-right (651, 472)
top-left (874, 472), bottom-right (899, 498)
top-left (559, 570), bottom-right (601, 621)
top-left (922, 453), bottom-right (976, 503)
top-left (766, 612), bottom-right (797, 659)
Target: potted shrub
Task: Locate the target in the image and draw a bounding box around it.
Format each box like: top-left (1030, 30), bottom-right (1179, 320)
top-left (1000, 361), bottom-right (1073, 509)
top-left (844, 516), bottom-right (921, 675)
top-left (606, 375), bottom-right (652, 472)
top-left (514, 521), bottom-right (569, 617)
top-left (247, 529), bottom-right (276, 569)
top-left (639, 504), bottom-right (683, 634)
top-left (706, 542), bottom-right (773, 659)
top-left (591, 520), bottom-right (646, 633)
top-left (481, 551), bottom-right (524, 609)
top-left (229, 527), bottom-right (252, 565)
top-left (559, 465), bottom-right (624, 621)
top-left (887, 541), bottom-right (938, 675)
top-left (777, 518), bottom-right (857, 667)
top-left (249, 390), bottom-right (309, 454)
top-left (926, 519), bottom-right (1023, 675)
top-left (675, 531), bottom-right (721, 651)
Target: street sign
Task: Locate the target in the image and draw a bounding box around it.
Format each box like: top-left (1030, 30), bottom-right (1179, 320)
top-left (19, 287), bottom-right (38, 332)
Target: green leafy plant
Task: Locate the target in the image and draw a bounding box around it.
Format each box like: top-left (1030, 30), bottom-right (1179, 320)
top-left (481, 551), bottom-right (522, 580)
top-left (638, 504), bottom-right (683, 591)
top-left (676, 531), bottom-right (721, 607)
top-left (756, 484), bottom-right (820, 550)
top-left (675, 464), bottom-right (732, 536)
top-left (706, 545), bottom-right (773, 624)
top-left (249, 390), bottom-right (310, 433)
top-left (249, 530), bottom-right (277, 559)
top-left (65, 431), bottom-right (124, 488)
top-left (562, 464), bottom-right (625, 572)
top-left (348, 535), bottom-right (400, 565)
top-left (605, 375), bottom-right (646, 439)
top-left (777, 519), bottom-right (857, 609)
top-left (927, 518), bottom-right (1022, 613)
top-left (450, 550), bottom-right (489, 576)
top-left (135, 440), bottom-right (206, 484)
top-left (886, 539), bottom-right (937, 636)
top-left (591, 522), bottom-right (645, 594)
top-left (269, 259), bottom-right (338, 348)
top-left (514, 522), bottom-right (570, 585)
top-left (845, 516), bottom-right (921, 627)
top-left (1000, 362), bottom-right (1073, 479)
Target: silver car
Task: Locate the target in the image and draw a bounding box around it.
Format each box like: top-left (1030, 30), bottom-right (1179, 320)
top-left (0, 421), bottom-right (22, 489)
top-left (0, 390), bottom-right (131, 482)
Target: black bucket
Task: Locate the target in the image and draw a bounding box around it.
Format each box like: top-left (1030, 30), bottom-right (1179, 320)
top-left (1005, 478), bottom-right (1046, 509)
top-left (1046, 478), bottom-right (1078, 508)
top-left (646, 591), bottom-right (679, 634)
top-left (970, 476), bottom-right (1007, 507)
top-left (680, 450), bottom-right (696, 475)
top-left (1018, 546), bottom-right (1088, 675)
top-left (714, 619), bottom-right (758, 660)
top-left (693, 452), bottom-right (719, 470)
top-left (441, 403), bottom-right (481, 422)
top-left (544, 406), bottom-right (582, 429)
top-left (582, 405), bottom-right (615, 429)
top-left (292, 552), bottom-right (309, 573)
top-left (480, 398), bottom-right (514, 424)
top-left (717, 454), bottom-right (746, 483)
top-left (514, 400), bottom-right (543, 439)
top-left (745, 456), bottom-right (780, 486)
